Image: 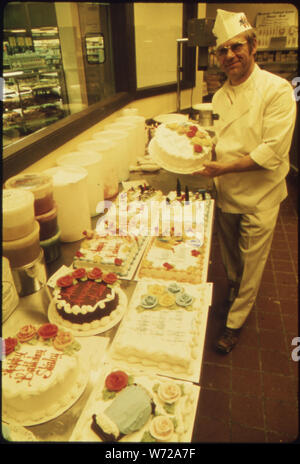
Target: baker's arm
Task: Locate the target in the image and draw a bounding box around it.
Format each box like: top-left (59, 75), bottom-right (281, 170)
top-left (194, 154), bottom-right (262, 177)
top-left (194, 80), bottom-right (296, 178)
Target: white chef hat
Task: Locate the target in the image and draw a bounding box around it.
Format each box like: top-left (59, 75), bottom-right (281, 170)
top-left (213, 9), bottom-right (253, 47)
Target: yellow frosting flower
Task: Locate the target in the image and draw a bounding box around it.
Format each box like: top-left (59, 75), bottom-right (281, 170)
top-left (158, 293), bottom-right (176, 307)
top-left (53, 330), bottom-right (74, 351)
top-left (158, 382), bottom-right (181, 403)
top-left (149, 416), bottom-right (174, 441)
top-left (147, 284), bottom-right (166, 296)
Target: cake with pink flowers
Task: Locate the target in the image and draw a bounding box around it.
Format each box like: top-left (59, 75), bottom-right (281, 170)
top-left (2, 323), bottom-right (85, 425)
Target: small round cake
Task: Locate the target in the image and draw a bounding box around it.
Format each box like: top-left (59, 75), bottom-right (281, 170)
top-left (150, 122), bottom-right (212, 173)
top-left (52, 267), bottom-right (127, 332)
top-left (2, 323), bottom-right (84, 425)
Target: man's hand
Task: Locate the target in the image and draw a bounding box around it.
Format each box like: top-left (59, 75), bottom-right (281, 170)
top-left (193, 155), bottom-right (263, 178)
top-left (193, 161), bottom-right (228, 177)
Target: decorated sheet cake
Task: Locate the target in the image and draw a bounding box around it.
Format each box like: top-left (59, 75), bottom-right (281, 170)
top-left (70, 364), bottom-right (200, 442)
top-left (137, 198), bottom-right (214, 283)
top-left (73, 230), bottom-right (148, 280)
top-left (108, 279), bottom-right (212, 382)
top-left (95, 182), bottom-right (163, 238)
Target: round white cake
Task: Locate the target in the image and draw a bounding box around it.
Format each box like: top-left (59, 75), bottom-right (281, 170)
top-left (151, 122), bottom-right (212, 173)
top-left (2, 323), bottom-right (84, 425)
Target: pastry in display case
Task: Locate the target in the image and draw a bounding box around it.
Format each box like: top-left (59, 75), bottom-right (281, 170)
top-left (3, 25), bottom-right (70, 147)
top-left (3, 69), bottom-right (69, 147)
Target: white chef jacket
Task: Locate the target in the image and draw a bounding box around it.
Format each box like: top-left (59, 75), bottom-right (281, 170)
top-left (212, 64), bottom-right (297, 213)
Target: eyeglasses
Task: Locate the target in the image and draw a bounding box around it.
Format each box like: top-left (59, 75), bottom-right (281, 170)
top-left (216, 41), bottom-right (248, 57)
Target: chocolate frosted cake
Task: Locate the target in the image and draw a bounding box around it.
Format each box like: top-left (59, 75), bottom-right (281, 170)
top-left (52, 267), bottom-right (126, 330)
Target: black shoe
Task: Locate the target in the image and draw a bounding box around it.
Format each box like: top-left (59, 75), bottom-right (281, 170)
top-left (216, 327), bottom-right (240, 354)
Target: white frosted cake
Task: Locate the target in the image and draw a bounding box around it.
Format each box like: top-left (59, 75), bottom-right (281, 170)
top-left (137, 198), bottom-right (213, 283)
top-left (71, 365), bottom-right (200, 442)
top-left (98, 184), bottom-right (163, 237)
top-left (2, 323), bottom-right (84, 424)
top-left (110, 280), bottom-right (210, 378)
top-left (151, 122), bottom-right (212, 173)
top-left (73, 230), bottom-right (146, 278)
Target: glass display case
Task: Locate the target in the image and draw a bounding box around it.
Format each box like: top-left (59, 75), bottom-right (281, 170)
top-left (3, 27), bottom-right (70, 149)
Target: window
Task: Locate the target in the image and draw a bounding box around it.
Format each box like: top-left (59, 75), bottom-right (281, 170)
top-left (3, 2), bottom-right (197, 180)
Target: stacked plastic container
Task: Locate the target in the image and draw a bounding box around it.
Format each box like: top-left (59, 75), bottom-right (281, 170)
top-left (5, 173), bottom-right (60, 264)
top-left (56, 151), bottom-right (104, 217)
top-left (43, 166), bottom-right (91, 242)
top-left (77, 140), bottom-right (119, 199)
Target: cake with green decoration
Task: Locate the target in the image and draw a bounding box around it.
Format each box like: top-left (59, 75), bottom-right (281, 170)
top-left (71, 367), bottom-right (199, 442)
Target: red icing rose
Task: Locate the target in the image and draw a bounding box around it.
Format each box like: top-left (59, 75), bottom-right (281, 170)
top-left (87, 267), bottom-right (103, 280)
top-left (75, 251), bottom-right (84, 258)
top-left (191, 249), bottom-right (200, 257)
top-left (163, 262), bottom-right (174, 270)
top-left (38, 323), bottom-right (58, 340)
top-left (57, 274), bottom-right (74, 287)
top-left (105, 371), bottom-right (128, 392)
top-left (102, 273), bottom-right (118, 285)
top-left (194, 144), bottom-right (203, 153)
top-left (114, 258), bottom-right (123, 266)
top-left (189, 125), bottom-right (198, 133)
top-left (3, 337), bottom-right (18, 356)
top-left (72, 268), bottom-right (87, 280)
top-left (186, 130), bottom-right (195, 138)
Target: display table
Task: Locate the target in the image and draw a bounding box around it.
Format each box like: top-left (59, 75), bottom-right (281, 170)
top-left (2, 169), bottom-right (215, 442)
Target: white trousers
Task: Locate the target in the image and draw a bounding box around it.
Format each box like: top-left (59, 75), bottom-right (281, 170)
top-left (216, 204), bottom-right (280, 329)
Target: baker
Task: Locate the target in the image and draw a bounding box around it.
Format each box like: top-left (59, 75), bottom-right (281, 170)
top-left (194, 9), bottom-right (297, 353)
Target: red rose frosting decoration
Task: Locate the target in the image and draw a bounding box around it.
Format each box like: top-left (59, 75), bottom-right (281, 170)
top-left (105, 371), bottom-right (128, 392)
top-left (72, 268), bottom-right (87, 279)
top-left (103, 273), bottom-right (118, 285)
top-left (186, 130), bottom-right (195, 138)
top-left (3, 337), bottom-right (18, 356)
top-left (87, 267), bottom-right (103, 280)
top-left (194, 144), bottom-right (203, 153)
top-left (163, 262), bottom-right (174, 270)
top-left (191, 249), bottom-right (200, 257)
top-left (38, 323), bottom-right (58, 340)
top-left (114, 258), bottom-right (123, 266)
top-left (57, 274), bottom-right (74, 287)
top-left (75, 251), bottom-right (84, 258)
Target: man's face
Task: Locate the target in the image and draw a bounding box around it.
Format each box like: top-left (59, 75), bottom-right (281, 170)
top-left (216, 33), bottom-right (257, 85)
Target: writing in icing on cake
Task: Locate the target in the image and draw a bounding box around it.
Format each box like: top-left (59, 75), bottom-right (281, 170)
top-left (2, 349), bottom-right (61, 386)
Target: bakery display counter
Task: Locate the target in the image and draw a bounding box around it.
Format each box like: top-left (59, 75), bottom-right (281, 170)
top-left (3, 69), bottom-right (69, 148)
top-left (2, 168), bottom-right (214, 442)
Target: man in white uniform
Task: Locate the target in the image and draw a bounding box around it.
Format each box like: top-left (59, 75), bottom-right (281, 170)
top-left (195, 9), bottom-right (296, 353)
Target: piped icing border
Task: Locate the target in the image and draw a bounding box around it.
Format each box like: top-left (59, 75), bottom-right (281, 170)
top-left (53, 267), bottom-right (119, 316)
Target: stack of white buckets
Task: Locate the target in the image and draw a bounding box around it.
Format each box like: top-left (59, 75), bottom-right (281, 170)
top-left (44, 108), bottom-right (146, 242)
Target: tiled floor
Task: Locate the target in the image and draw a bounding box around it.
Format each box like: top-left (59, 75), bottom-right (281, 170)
top-left (193, 174), bottom-right (299, 443)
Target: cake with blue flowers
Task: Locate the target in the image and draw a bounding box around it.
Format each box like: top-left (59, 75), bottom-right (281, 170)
top-left (110, 280), bottom-right (209, 377)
